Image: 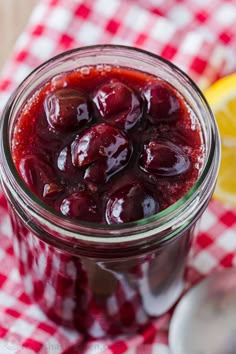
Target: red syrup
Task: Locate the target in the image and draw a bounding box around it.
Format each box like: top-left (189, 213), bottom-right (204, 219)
top-left (12, 66), bottom-right (203, 225)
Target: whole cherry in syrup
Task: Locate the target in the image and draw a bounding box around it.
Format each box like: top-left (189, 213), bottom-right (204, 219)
top-left (71, 123), bottom-right (132, 184)
top-left (143, 81), bottom-right (181, 124)
top-left (44, 88), bottom-right (92, 131)
top-left (106, 182), bottom-right (159, 224)
top-left (92, 79), bottom-right (142, 130)
top-left (140, 141), bottom-right (190, 177)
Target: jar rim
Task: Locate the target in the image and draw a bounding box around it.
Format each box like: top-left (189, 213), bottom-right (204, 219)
top-left (0, 44), bottom-right (220, 245)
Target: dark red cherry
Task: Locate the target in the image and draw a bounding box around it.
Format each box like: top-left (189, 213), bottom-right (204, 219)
top-left (140, 141), bottom-right (190, 177)
top-left (44, 89), bottom-right (92, 130)
top-left (60, 191), bottom-right (99, 222)
top-left (105, 182), bottom-right (159, 224)
top-left (92, 80), bottom-right (142, 130)
top-left (72, 123), bottom-right (131, 181)
top-left (143, 82), bottom-right (181, 124)
top-left (19, 155), bottom-right (63, 198)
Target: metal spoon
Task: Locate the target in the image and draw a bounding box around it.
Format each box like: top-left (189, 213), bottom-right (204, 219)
top-left (169, 268), bottom-right (236, 354)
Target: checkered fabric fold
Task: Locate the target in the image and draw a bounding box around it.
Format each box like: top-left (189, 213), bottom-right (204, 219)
top-left (0, 0), bottom-right (235, 353)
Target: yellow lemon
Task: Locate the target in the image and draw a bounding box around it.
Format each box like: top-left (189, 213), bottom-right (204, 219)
top-left (204, 73), bottom-right (236, 205)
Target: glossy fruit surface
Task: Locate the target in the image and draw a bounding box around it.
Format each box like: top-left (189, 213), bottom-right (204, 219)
top-left (44, 89), bottom-right (92, 130)
top-left (72, 123), bottom-right (131, 180)
top-left (140, 141), bottom-right (190, 177)
top-left (19, 155), bottom-right (63, 199)
top-left (143, 82), bottom-right (181, 124)
top-left (106, 182), bottom-right (159, 224)
top-left (60, 191), bottom-right (99, 222)
top-left (92, 79), bottom-right (142, 130)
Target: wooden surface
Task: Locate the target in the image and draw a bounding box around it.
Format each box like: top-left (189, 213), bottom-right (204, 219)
top-left (0, 0), bottom-right (37, 69)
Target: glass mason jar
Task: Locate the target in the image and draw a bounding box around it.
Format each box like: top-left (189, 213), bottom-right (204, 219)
top-left (0, 45), bottom-right (220, 338)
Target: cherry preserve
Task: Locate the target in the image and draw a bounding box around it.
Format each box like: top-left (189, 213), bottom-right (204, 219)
top-left (0, 46), bottom-right (220, 338)
top-left (12, 66), bottom-right (203, 224)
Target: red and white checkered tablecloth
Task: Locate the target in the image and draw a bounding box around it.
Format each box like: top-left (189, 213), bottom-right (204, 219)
top-left (0, 0), bottom-right (235, 353)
